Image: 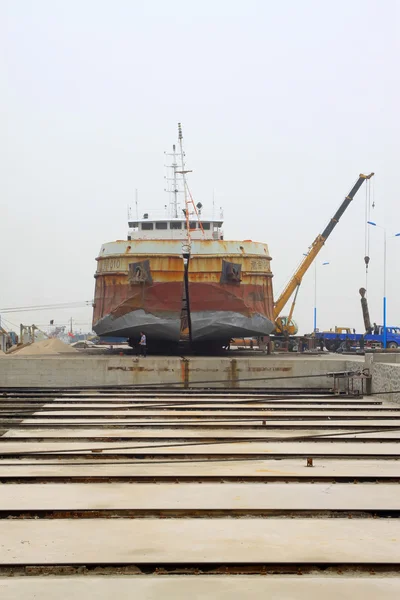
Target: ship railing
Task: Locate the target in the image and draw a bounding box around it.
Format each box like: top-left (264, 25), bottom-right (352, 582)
top-left (128, 211), bottom-right (223, 224)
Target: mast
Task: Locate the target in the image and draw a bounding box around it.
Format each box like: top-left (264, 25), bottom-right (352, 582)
top-left (178, 123), bottom-right (189, 212)
top-left (176, 123), bottom-right (204, 242)
top-left (172, 145), bottom-right (178, 218)
top-left (164, 143), bottom-right (180, 218)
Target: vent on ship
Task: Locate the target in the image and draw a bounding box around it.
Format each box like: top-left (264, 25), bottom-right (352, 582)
top-left (220, 260), bottom-right (242, 284)
top-left (128, 259), bottom-right (153, 285)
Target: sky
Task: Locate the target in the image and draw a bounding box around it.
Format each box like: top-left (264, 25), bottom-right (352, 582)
top-left (1, 0), bottom-right (399, 336)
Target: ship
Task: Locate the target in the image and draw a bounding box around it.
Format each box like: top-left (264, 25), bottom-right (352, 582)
top-left (92, 124), bottom-right (274, 351)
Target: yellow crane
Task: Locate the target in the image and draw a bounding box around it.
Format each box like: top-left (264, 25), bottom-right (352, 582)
top-left (273, 172), bottom-right (374, 336)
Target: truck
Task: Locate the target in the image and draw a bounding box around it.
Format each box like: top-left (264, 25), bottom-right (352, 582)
top-left (316, 326), bottom-right (400, 351)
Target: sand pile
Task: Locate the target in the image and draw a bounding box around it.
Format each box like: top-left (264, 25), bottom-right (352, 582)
top-left (7, 344), bottom-right (28, 354)
top-left (13, 338), bottom-right (79, 356)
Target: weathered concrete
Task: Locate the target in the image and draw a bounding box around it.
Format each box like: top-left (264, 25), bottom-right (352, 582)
top-left (1, 576), bottom-right (399, 600)
top-left (370, 353), bottom-right (400, 363)
top-left (0, 355), bottom-right (353, 388)
top-left (4, 419), bottom-right (400, 428)
top-left (20, 409), bottom-right (400, 416)
top-left (0, 440), bottom-right (399, 455)
top-left (0, 459), bottom-right (399, 478)
top-left (7, 419), bottom-right (400, 431)
top-left (3, 576), bottom-right (400, 599)
top-left (371, 359), bottom-right (400, 405)
top-left (0, 373), bottom-right (398, 594)
top-left (0, 483), bottom-right (398, 510)
top-left (33, 401), bottom-right (379, 408)
top-left (1, 519), bottom-right (399, 563)
top-left (6, 427), bottom-right (400, 439)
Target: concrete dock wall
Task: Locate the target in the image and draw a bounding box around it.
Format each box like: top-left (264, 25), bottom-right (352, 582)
top-left (370, 359), bottom-right (400, 405)
top-left (369, 353), bottom-right (400, 364)
top-left (0, 356), bottom-right (350, 389)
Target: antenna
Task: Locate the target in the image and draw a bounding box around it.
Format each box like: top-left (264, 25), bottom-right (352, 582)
top-left (177, 123), bottom-right (188, 211)
top-left (165, 143), bottom-right (181, 218)
top-left (172, 145), bottom-right (178, 218)
top-left (212, 189), bottom-right (215, 219)
top-left (176, 123), bottom-right (204, 242)
top-left (135, 189), bottom-right (139, 221)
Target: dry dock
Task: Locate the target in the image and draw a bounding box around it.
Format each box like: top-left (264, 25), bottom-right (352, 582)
top-left (0, 362), bottom-right (399, 598)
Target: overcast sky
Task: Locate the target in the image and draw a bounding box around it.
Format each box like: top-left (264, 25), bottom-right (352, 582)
top-left (1, 0), bottom-right (399, 336)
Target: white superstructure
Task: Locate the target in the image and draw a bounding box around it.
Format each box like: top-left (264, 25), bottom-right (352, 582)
top-left (127, 215), bottom-right (224, 241)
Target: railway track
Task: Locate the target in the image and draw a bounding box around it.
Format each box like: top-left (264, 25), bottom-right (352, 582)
top-left (0, 386), bottom-right (399, 598)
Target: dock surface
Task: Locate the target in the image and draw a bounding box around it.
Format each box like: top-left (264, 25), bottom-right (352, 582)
top-left (0, 385), bottom-right (399, 597)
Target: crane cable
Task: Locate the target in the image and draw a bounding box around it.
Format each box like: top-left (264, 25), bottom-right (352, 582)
top-left (364, 177), bottom-right (376, 291)
top-left (364, 179), bottom-right (371, 289)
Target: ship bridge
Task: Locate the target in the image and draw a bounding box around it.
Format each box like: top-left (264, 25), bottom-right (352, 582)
top-left (128, 215), bottom-right (224, 241)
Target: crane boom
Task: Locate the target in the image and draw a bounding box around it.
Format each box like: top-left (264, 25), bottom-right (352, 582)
top-left (273, 173), bottom-right (374, 320)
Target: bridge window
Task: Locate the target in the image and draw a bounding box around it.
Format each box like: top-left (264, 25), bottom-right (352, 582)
top-left (155, 222), bottom-right (168, 230)
top-left (184, 221), bottom-right (197, 230)
top-left (170, 222), bottom-right (182, 229)
top-left (201, 222), bottom-right (211, 230)
top-left (141, 222), bottom-right (154, 230)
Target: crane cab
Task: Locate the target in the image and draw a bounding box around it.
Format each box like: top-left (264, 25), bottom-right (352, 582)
top-left (274, 316), bottom-right (298, 336)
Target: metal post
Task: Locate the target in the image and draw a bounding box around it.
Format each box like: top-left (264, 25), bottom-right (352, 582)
top-left (313, 261), bottom-right (317, 332)
top-left (383, 229), bottom-right (387, 349)
top-left (367, 222), bottom-right (400, 350)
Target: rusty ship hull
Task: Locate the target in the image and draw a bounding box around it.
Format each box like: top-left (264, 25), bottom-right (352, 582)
top-left (93, 239), bottom-right (274, 345)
